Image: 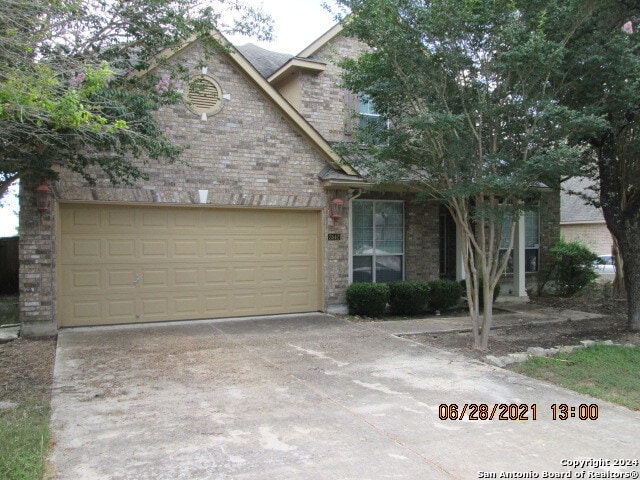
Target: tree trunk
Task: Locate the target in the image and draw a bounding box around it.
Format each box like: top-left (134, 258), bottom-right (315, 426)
top-left (597, 129), bottom-right (640, 330)
top-left (617, 234), bottom-right (640, 330)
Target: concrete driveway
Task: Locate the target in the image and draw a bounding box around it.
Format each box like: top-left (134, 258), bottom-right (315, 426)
top-left (48, 314), bottom-right (640, 479)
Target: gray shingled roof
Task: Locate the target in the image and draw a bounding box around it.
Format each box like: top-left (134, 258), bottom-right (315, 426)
top-left (235, 43), bottom-right (293, 78)
top-left (560, 177), bottom-right (605, 224)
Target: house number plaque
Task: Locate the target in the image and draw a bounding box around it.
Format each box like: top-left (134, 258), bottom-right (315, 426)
top-left (328, 233), bottom-right (341, 241)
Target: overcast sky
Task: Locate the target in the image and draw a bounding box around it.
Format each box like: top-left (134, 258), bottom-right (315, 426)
top-left (0, 0), bottom-right (339, 237)
top-left (226, 0), bottom-right (338, 54)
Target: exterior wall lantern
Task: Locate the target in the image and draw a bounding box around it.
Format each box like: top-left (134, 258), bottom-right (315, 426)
top-left (329, 198), bottom-right (344, 227)
top-left (35, 182), bottom-right (53, 224)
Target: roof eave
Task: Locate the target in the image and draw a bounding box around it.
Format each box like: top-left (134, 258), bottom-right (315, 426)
top-left (297, 23), bottom-right (344, 58)
top-left (268, 58), bottom-right (327, 84)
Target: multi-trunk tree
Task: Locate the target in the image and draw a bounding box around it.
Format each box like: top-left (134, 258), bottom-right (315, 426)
top-left (334, 0), bottom-right (613, 349)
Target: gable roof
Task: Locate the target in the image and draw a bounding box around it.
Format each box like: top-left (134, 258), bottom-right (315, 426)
top-left (560, 177), bottom-right (605, 224)
top-left (235, 43), bottom-right (292, 78)
top-left (297, 23), bottom-right (345, 58)
top-left (128, 28), bottom-right (359, 178)
top-left (264, 23), bottom-right (343, 84)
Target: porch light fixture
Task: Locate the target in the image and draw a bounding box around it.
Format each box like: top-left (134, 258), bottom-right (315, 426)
top-left (329, 198), bottom-right (344, 227)
top-left (34, 182), bottom-right (53, 223)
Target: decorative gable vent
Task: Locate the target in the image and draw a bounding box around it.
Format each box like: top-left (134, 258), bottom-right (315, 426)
top-left (185, 74), bottom-right (224, 117)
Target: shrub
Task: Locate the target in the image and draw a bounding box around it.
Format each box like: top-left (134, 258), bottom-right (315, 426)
top-left (346, 282), bottom-right (390, 317)
top-left (388, 281), bottom-right (430, 315)
top-left (459, 279), bottom-right (501, 308)
top-left (548, 239), bottom-right (599, 296)
top-left (427, 280), bottom-right (463, 312)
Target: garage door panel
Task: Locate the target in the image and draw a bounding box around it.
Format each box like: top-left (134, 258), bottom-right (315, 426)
top-left (108, 209), bottom-right (135, 227)
top-left (108, 299), bottom-right (136, 318)
top-left (173, 296), bottom-right (200, 315)
top-left (141, 240), bottom-right (168, 257)
top-left (233, 240), bottom-right (257, 256)
top-left (68, 238), bottom-right (102, 260)
top-left (174, 268), bottom-right (199, 286)
top-left (173, 240), bottom-right (200, 257)
top-left (107, 239), bottom-right (135, 258)
top-left (288, 265), bottom-right (315, 283)
top-left (108, 270), bottom-right (138, 289)
top-left (138, 269), bottom-right (167, 287)
top-left (287, 239), bottom-right (315, 256)
top-left (204, 267), bottom-right (230, 286)
top-left (234, 267), bottom-right (257, 285)
top-left (204, 294), bottom-right (229, 314)
top-left (289, 291), bottom-right (314, 309)
top-left (60, 205), bottom-right (322, 326)
top-left (204, 240), bottom-right (228, 257)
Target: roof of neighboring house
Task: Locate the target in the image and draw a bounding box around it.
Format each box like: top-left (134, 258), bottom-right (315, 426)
top-left (560, 177), bottom-right (605, 224)
top-left (235, 43), bottom-right (293, 78)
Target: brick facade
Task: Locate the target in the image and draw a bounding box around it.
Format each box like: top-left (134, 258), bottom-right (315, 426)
top-left (298, 35), bottom-right (368, 143)
top-left (561, 223), bottom-right (613, 256)
top-left (18, 29), bottom-right (565, 333)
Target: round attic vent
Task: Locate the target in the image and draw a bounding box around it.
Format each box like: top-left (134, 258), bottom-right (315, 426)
top-left (185, 74), bottom-right (224, 116)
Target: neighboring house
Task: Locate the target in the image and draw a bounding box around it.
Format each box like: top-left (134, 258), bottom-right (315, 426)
top-left (18, 24), bottom-right (560, 335)
top-left (560, 177), bottom-right (613, 256)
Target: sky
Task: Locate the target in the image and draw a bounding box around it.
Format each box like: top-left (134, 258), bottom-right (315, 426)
top-left (226, 0), bottom-right (339, 54)
top-left (0, 0), bottom-right (339, 238)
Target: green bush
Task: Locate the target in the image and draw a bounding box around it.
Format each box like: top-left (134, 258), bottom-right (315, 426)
top-left (388, 281), bottom-right (430, 315)
top-left (346, 282), bottom-right (390, 317)
top-left (549, 239), bottom-right (599, 296)
top-left (460, 279), bottom-right (501, 307)
top-left (427, 280), bottom-right (463, 312)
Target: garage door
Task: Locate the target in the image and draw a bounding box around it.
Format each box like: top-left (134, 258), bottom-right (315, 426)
top-left (59, 204), bottom-right (322, 327)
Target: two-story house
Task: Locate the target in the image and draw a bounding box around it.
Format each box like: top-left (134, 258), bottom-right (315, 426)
top-left (18, 24), bottom-right (560, 335)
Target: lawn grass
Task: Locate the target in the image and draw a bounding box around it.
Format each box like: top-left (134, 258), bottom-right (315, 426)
top-left (511, 344), bottom-right (640, 410)
top-left (0, 404), bottom-right (50, 480)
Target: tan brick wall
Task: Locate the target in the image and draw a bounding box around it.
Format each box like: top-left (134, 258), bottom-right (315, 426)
top-left (19, 40), bottom-right (352, 332)
top-left (561, 223), bottom-right (613, 256)
top-left (324, 189), bottom-right (350, 312)
top-left (19, 179), bottom-right (57, 336)
top-left (297, 35), bottom-right (369, 143)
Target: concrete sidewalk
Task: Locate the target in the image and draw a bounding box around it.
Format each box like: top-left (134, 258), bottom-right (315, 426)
top-left (370, 303), bottom-right (605, 335)
top-left (48, 313), bottom-right (639, 479)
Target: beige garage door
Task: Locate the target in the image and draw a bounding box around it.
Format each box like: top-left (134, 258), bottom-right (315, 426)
top-left (59, 204), bottom-right (322, 327)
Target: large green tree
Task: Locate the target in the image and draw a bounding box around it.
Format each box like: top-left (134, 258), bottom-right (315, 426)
top-left (525, 0), bottom-right (640, 330)
top-left (0, 0), bottom-right (272, 195)
top-left (334, 0), bottom-right (606, 350)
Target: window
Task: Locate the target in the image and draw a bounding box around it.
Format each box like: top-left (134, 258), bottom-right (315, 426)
top-left (499, 204), bottom-right (540, 273)
top-left (358, 95), bottom-right (387, 132)
top-left (352, 200), bottom-right (404, 283)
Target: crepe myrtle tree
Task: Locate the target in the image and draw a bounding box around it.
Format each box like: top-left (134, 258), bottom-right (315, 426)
top-left (333, 0), bottom-right (605, 350)
top-left (0, 0), bottom-right (273, 196)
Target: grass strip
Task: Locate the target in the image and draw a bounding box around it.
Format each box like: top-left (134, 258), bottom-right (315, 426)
top-left (511, 344), bottom-right (640, 410)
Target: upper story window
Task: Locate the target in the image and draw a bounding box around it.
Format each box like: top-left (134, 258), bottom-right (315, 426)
top-left (358, 95), bottom-right (388, 132)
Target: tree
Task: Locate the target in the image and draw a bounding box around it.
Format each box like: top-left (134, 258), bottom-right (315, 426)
top-left (333, 0), bottom-right (605, 350)
top-left (527, 0), bottom-right (640, 330)
top-left (0, 0), bottom-right (273, 196)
